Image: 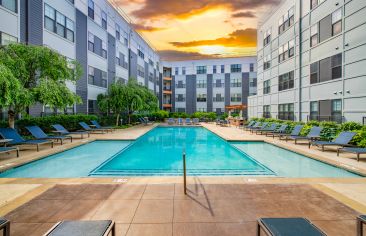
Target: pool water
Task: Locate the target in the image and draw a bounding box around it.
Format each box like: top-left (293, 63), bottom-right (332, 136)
top-left (0, 127), bottom-right (361, 178)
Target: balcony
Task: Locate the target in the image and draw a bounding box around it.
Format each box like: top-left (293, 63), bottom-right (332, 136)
top-left (163, 77), bottom-right (172, 81)
top-left (163, 90), bottom-right (172, 94)
top-left (163, 104), bottom-right (172, 108)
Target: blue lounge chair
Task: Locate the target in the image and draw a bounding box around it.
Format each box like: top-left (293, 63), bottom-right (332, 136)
top-left (338, 147), bottom-right (366, 162)
top-left (0, 128), bottom-right (53, 152)
top-left (257, 218), bottom-right (326, 236)
top-left (167, 118), bottom-right (175, 125)
top-left (265, 124), bottom-right (288, 138)
top-left (138, 117), bottom-right (148, 126)
top-left (91, 120), bottom-right (114, 131)
top-left (45, 220), bottom-right (116, 236)
top-left (52, 124), bottom-right (90, 139)
top-left (256, 123), bottom-right (278, 135)
top-left (247, 122), bottom-right (261, 131)
top-left (287, 126), bottom-right (323, 144)
top-left (26, 126), bottom-right (72, 145)
top-left (79, 122), bottom-right (107, 134)
top-left (185, 118), bottom-right (192, 125)
top-left (193, 118), bottom-right (200, 125)
top-left (177, 118), bottom-right (183, 125)
top-left (0, 146), bottom-right (19, 157)
top-left (220, 120), bottom-right (230, 127)
top-left (251, 122), bottom-right (268, 133)
top-left (310, 131), bottom-right (357, 151)
top-left (278, 125), bottom-right (303, 140)
top-left (243, 120), bottom-right (256, 130)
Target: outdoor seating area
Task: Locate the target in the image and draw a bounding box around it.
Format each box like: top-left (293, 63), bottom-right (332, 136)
top-left (167, 118), bottom-right (200, 126)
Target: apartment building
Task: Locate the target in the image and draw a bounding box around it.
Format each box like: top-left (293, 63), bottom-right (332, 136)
top-left (162, 57), bottom-right (257, 116)
top-left (0, 0), bottom-right (161, 116)
top-left (248, 0), bottom-right (366, 123)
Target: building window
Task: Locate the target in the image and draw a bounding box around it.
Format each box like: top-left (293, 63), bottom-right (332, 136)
top-left (182, 67), bottom-right (186, 75)
top-left (197, 80), bottom-right (207, 88)
top-left (263, 80), bottom-right (271, 94)
top-left (0, 32), bottom-right (17, 45)
top-left (278, 103), bottom-right (294, 120)
top-left (0, 0), bottom-right (17, 13)
top-left (88, 0), bottom-right (94, 19)
top-left (214, 79), bottom-right (224, 88)
top-left (197, 108), bottom-right (206, 112)
top-left (231, 64), bottom-right (242, 73)
top-left (101, 71), bottom-right (107, 88)
top-left (213, 94), bottom-right (224, 102)
top-left (332, 8), bottom-right (342, 36)
top-left (216, 108), bottom-right (223, 115)
top-left (278, 7), bottom-right (294, 35)
top-left (263, 105), bottom-right (271, 118)
top-left (310, 101), bottom-right (318, 121)
top-left (230, 94), bottom-right (242, 102)
top-left (196, 66), bottom-right (207, 74)
top-left (278, 71), bottom-right (294, 91)
top-left (138, 49), bottom-right (145, 59)
top-left (88, 32), bottom-right (94, 52)
top-left (149, 72), bottom-right (154, 82)
top-left (175, 67), bottom-right (179, 75)
top-left (250, 63), bottom-right (254, 72)
top-left (176, 94), bottom-right (185, 102)
top-left (264, 54), bottom-right (271, 70)
top-left (310, 53), bottom-right (342, 84)
top-left (44, 4), bottom-right (74, 42)
top-left (176, 108), bottom-right (186, 112)
top-left (221, 65), bottom-right (225, 73)
top-left (278, 40), bottom-right (294, 63)
top-left (115, 24), bottom-right (120, 40)
top-left (332, 99), bottom-right (342, 119)
top-left (263, 29), bottom-right (271, 46)
top-left (88, 100), bottom-right (96, 114)
top-left (176, 80), bottom-right (186, 88)
top-left (101, 11), bottom-right (107, 30)
top-left (137, 65), bottom-right (145, 77)
top-left (230, 78), bottom-right (241, 87)
top-left (310, 24), bottom-right (318, 47)
top-left (102, 41), bottom-right (107, 58)
top-left (197, 94), bottom-right (207, 102)
top-left (213, 65), bottom-right (217, 74)
top-left (88, 66), bottom-right (95, 85)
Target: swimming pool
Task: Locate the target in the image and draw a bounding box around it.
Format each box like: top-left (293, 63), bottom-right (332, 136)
top-left (0, 127), bottom-right (361, 178)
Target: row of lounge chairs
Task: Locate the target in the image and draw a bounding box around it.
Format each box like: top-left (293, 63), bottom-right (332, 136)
top-left (167, 118), bottom-right (200, 126)
top-left (245, 121), bottom-right (364, 161)
top-left (1, 215), bottom-right (366, 235)
top-left (0, 121), bottom-right (114, 157)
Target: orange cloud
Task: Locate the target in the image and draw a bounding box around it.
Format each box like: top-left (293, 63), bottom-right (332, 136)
top-left (158, 50), bottom-right (220, 61)
top-left (131, 23), bottom-right (165, 32)
top-left (232, 11), bottom-right (256, 18)
top-left (170, 28), bottom-right (257, 48)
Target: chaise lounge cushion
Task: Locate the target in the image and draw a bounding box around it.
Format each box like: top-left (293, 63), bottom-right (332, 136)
top-left (259, 218), bottom-right (325, 236)
top-left (47, 220), bottom-right (112, 236)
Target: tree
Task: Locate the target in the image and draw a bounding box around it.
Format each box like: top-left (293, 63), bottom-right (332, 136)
top-left (0, 44), bottom-right (82, 128)
top-left (97, 82), bottom-right (125, 126)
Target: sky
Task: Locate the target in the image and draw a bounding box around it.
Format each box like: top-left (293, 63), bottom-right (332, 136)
top-left (109, 0), bottom-right (279, 61)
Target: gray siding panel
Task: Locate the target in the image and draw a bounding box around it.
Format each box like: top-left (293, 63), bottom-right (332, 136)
top-left (153, 69), bottom-right (157, 93)
top-left (19, 0), bottom-right (26, 42)
top-left (242, 72), bottom-right (249, 119)
top-left (75, 10), bottom-right (88, 113)
top-left (107, 34), bottom-right (116, 86)
top-left (172, 76), bottom-right (175, 111)
top-left (159, 73), bottom-right (163, 109)
top-left (186, 75), bottom-right (196, 114)
top-left (28, 0), bottom-right (43, 45)
top-left (225, 73), bottom-right (231, 107)
top-left (129, 50), bottom-right (137, 79)
top-left (207, 74), bottom-right (213, 112)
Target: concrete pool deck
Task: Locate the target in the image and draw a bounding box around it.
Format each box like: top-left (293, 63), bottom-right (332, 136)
top-left (0, 123), bottom-right (366, 235)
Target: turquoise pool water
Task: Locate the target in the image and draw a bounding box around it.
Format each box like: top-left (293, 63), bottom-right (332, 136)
top-left (0, 127), bottom-right (360, 178)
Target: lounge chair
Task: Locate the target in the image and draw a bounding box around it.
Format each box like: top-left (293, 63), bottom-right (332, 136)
top-left (79, 122), bottom-right (108, 134)
top-left (91, 120), bottom-right (114, 132)
top-left (220, 120), bottom-right (230, 127)
top-left (167, 118), bottom-right (175, 125)
top-left (0, 128), bottom-right (53, 152)
top-left (278, 125), bottom-right (303, 140)
top-left (0, 146), bottom-right (19, 157)
top-left (337, 147), bottom-right (366, 162)
top-left (138, 117), bottom-right (148, 126)
top-left (26, 126), bottom-right (72, 145)
top-left (251, 122), bottom-right (268, 133)
top-left (0, 217), bottom-right (10, 236)
top-left (193, 118), bottom-right (200, 125)
top-left (256, 123), bottom-right (278, 135)
top-left (287, 126), bottom-right (323, 144)
top-left (52, 124), bottom-right (90, 139)
top-left (310, 131), bottom-right (357, 151)
top-left (45, 220), bottom-right (115, 236)
top-left (178, 118), bottom-right (183, 125)
top-left (215, 119), bottom-right (221, 126)
top-left (243, 120), bottom-right (256, 130)
top-left (186, 118), bottom-right (192, 125)
top-left (265, 124), bottom-right (288, 138)
top-left (246, 122), bottom-right (261, 131)
top-left (257, 218), bottom-right (326, 236)
top-left (357, 215), bottom-right (366, 236)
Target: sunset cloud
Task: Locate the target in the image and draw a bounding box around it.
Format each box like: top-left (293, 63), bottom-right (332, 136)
top-left (131, 23), bottom-right (165, 32)
top-left (232, 11), bottom-right (256, 18)
top-left (170, 28), bottom-right (257, 48)
top-left (130, 0), bottom-right (279, 20)
top-left (158, 50), bottom-right (220, 61)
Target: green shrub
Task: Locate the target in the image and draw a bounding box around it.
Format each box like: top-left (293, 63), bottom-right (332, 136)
top-left (149, 110), bottom-right (169, 121)
top-left (340, 121), bottom-right (363, 131)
